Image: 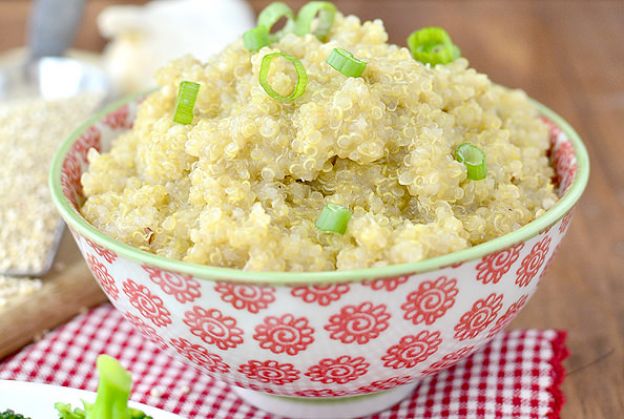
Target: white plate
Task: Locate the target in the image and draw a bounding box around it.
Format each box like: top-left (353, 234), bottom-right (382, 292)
top-left (0, 380), bottom-right (181, 418)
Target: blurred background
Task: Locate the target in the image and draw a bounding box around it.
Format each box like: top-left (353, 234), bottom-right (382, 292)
top-left (0, 0), bottom-right (620, 97)
top-left (0, 0), bottom-right (622, 417)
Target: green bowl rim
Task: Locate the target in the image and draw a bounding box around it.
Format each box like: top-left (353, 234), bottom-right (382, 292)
top-left (49, 94), bottom-right (590, 284)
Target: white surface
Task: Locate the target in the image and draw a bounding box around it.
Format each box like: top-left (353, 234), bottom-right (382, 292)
top-left (0, 380), bottom-right (180, 418)
top-left (98, 0), bottom-right (255, 94)
top-left (232, 383), bottom-right (418, 419)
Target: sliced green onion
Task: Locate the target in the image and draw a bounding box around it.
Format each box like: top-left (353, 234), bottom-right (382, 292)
top-left (407, 27), bottom-right (461, 65)
top-left (295, 1), bottom-right (337, 41)
top-left (259, 52), bottom-right (308, 103)
top-left (173, 81), bottom-right (200, 125)
top-left (257, 2), bottom-right (296, 41)
top-left (243, 26), bottom-right (270, 52)
top-left (315, 203), bottom-right (352, 234)
top-left (455, 143), bottom-right (487, 180)
top-left (326, 48), bottom-right (367, 77)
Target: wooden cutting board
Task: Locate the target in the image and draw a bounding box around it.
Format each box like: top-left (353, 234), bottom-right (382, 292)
top-left (0, 229), bottom-right (108, 360)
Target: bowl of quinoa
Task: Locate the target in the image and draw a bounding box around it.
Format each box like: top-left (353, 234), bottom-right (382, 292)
top-left (50, 2), bottom-right (588, 417)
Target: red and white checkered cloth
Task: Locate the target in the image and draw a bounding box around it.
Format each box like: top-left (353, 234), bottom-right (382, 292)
top-left (0, 305), bottom-right (567, 418)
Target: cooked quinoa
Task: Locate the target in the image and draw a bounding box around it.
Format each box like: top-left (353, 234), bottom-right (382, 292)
top-left (81, 13), bottom-right (557, 271)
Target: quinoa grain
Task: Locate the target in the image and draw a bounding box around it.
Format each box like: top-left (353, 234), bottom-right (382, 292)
top-left (0, 275), bottom-right (42, 308)
top-left (0, 96), bottom-right (99, 274)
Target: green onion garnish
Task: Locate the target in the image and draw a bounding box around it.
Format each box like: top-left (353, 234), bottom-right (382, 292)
top-left (455, 143), bottom-right (487, 180)
top-left (407, 27), bottom-right (460, 65)
top-left (326, 48), bottom-right (367, 77)
top-left (173, 81), bottom-right (200, 125)
top-left (257, 2), bottom-right (296, 41)
top-left (259, 52), bottom-right (308, 103)
top-left (295, 1), bottom-right (337, 42)
top-left (315, 203), bottom-right (352, 234)
top-left (243, 26), bottom-right (270, 52)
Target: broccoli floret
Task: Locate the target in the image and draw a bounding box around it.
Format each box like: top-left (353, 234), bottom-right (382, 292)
top-left (55, 355), bottom-right (152, 419)
top-left (128, 408), bottom-right (152, 419)
top-left (54, 403), bottom-right (85, 419)
top-left (0, 410), bottom-right (32, 419)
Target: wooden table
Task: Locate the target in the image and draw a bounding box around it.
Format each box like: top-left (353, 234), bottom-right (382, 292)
top-left (1, 1), bottom-right (623, 417)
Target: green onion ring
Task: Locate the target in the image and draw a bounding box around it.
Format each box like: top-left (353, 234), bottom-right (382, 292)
top-left (407, 27), bottom-right (461, 65)
top-left (257, 2), bottom-right (296, 41)
top-left (173, 81), bottom-right (200, 125)
top-left (259, 52), bottom-right (308, 103)
top-left (315, 203), bottom-right (352, 234)
top-left (455, 143), bottom-right (487, 180)
top-left (243, 26), bottom-right (271, 52)
top-left (295, 1), bottom-right (337, 42)
top-left (326, 48), bottom-right (367, 77)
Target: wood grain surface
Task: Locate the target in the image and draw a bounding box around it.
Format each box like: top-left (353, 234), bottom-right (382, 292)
top-left (0, 230), bottom-right (108, 360)
top-left (1, 0), bottom-right (623, 417)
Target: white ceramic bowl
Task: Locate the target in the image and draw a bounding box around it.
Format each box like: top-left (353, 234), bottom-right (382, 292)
top-left (50, 97), bottom-right (588, 418)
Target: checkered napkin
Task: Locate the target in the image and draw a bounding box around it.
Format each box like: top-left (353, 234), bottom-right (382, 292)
top-left (0, 305), bottom-right (567, 418)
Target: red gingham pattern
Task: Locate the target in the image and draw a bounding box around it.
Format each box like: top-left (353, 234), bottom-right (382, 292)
top-left (0, 305), bottom-right (567, 418)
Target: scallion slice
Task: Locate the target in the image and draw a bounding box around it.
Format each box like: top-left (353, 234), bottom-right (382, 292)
top-left (407, 27), bottom-right (460, 65)
top-left (259, 52), bottom-right (308, 102)
top-left (326, 48), bottom-right (367, 77)
top-left (295, 1), bottom-right (337, 41)
top-left (173, 81), bottom-right (200, 125)
top-left (315, 203), bottom-right (352, 234)
top-left (257, 2), bottom-right (296, 41)
top-left (455, 143), bottom-right (487, 180)
top-left (243, 26), bottom-right (270, 52)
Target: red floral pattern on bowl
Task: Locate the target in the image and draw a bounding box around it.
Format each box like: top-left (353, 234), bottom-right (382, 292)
top-left (238, 360), bottom-right (300, 385)
top-left (122, 312), bottom-right (168, 350)
top-left (290, 284), bottom-right (350, 306)
top-left (170, 337), bottom-right (230, 374)
top-left (453, 293), bottom-right (504, 341)
top-left (357, 375), bottom-right (412, 393)
top-left (488, 295), bottom-right (529, 337)
top-left (85, 254), bottom-right (119, 300)
top-left (422, 346), bottom-right (475, 375)
top-left (382, 331), bottom-right (442, 369)
top-left (475, 243), bottom-right (524, 285)
top-left (325, 302), bottom-right (391, 345)
top-left (362, 275), bottom-right (409, 291)
top-left (123, 279), bottom-right (171, 327)
top-left (183, 306), bottom-right (244, 350)
top-left (143, 265), bottom-right (202, 304)
top-left (214, 282), bottom-right (275, 313)
top-left (85, 238), bottom-right (117, 264)
top-left (55, 99), bottom-right (584, 398)
top-left (401, 275), bottom-right (458, 325)
top-left (515, 236), bottom-right (552, 287)
top-left (305, 355), bottom-right (369, 384)
top-left (253, 314), bottom-right (315, 355)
